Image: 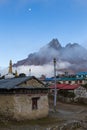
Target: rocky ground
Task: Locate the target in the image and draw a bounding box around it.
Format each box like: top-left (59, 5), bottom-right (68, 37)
top-left (50, 101), bottom-right (87, 120)
top-left (0, 101), bottom-right (87, 130)
top-left (49, 101), bottom-right (87, 130)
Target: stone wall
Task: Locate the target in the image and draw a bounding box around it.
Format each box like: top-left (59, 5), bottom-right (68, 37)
top-left (74, 86), bottom-right (87, 98)
top-left (0, 95), bottom-right (15, 118)
top-left (0, 94), bottom-right (49, 120)
top-left (58, 95), bottom-right (87, 104)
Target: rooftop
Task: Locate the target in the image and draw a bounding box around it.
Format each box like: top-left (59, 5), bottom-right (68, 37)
top-left (50, 84), bottom-right (80, 90)
top-left (0, 76), bottom-right (45, 90)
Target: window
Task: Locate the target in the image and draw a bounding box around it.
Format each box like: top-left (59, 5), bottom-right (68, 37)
top-left (24, 81), bottom-right (27, 84)
top-left (75, 80), bottom-right (78, 84)
top-left (79, 80), bottom-right (82, 84)
top-left (69, 81), bottom-right (71, 84)
top-left (32, 97), bottom-right (39, 110)
top-left (63, 81), bottom-right (65, 84)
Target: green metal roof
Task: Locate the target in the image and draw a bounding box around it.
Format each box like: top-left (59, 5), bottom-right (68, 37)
top-left (57, 77), bottom-right (85, 81)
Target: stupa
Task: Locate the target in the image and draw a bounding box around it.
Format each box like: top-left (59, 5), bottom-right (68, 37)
top-left (5, 60), bottom-right (15, 79)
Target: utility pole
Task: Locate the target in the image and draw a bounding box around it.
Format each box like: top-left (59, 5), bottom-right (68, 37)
top-left (53, 58), bottom-right (57, 111)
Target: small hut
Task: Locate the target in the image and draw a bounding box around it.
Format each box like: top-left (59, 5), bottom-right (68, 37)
top-left (0, 76), bottom-right (49, 120)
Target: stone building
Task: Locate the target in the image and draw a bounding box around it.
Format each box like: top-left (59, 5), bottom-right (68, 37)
top-left (74, 86), bottom-right (87, 98)
top-left (44, 77), bottom-right (86, 85)
top-left (0, 76), bottom-right (49, 120)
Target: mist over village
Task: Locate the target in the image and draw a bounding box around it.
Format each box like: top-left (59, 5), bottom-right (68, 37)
top-left (1, 38), bottom-right (87, 78)
top-left (0, 0), bottom-right (87, 129)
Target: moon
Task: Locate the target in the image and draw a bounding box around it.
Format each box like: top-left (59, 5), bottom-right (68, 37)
top-left (29, 8), bottom-right (31, 12)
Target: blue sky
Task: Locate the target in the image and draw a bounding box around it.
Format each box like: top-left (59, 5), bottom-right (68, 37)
top-left (0, 0), bottom-right (87, 67)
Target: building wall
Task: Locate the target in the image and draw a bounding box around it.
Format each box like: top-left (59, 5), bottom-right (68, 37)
top-left (0, 95), bottom-right (14, 118)
top-left (0, 94), bottom-right (49, 120)
top-left (59, 80), bottom-right (85, 85)
top-left (74, 86), bottom-right (87, 98)
top-left (19, 78), bottom-right (44, 88)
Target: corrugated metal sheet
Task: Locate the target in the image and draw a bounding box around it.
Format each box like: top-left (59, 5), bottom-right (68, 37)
top-left (76, 72), bottom-right (87, 75)
top-left (45, 77), bottom-right (84, 81)
top-left (58, 77), bottom-right (84, 81)
top-left (50, 84), bottom-right (79, 90)
top-left (0, 76), bottom-right (45, 89)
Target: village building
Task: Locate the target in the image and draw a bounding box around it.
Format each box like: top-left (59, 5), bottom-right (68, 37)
top-left (50, 83), bottom-right (87, 103)
top-left (74, 86), bottom-right (87, 98)
top-left (0, 76), bottom-right (49, 120)
top-left (50, 83), bottom-right (80, 95)
top-left (57, 77), bottom-right (86, 84)
top-left (76, 72), bottom-right (87, 78)
top-left (43, 77), bottom-right (86, 86)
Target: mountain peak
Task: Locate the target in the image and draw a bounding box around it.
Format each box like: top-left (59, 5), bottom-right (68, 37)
top-left (13, 38), bottom-right (87, 74)
top-left (66, 43), bottom-right (79, 48)
top-left (48, 38), bottom-right (62, 50)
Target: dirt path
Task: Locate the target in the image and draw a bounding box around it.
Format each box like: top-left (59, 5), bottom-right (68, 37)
top-left (49, 101), bottom-right (87, 121)
top-left (49, 101), bottom-right (87, 130)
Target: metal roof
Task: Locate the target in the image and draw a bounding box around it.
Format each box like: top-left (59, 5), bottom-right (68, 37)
top-left (45, 77), bottom-right (84, 81)
top-left (50, 84), bottom-right (80, 90)
top-left (76, 72), bottom-right (87, 75)
top-left (0, 76), bottom-right (45, 89)
top-left (57, 77), bottom-right (85, 81)
top-left (45, 77), bottom-right (54, 81)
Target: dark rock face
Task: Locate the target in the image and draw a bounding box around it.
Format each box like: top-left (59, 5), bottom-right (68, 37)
top-left (13, 38), bottom-right (87, 73)
top-left (48, 38), bottom-right (62, 50)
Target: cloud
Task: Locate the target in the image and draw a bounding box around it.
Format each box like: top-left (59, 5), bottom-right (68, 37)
top-left (0, 67), bottom-right (8, 76)
top-left (14, 62), bottom-right (71, 77)
top-left (0, 60), bottom-right (71, 78)
top-left (14, 65), bottom-right (54, 77)
top-left (0, 65), bottom-right (54, 77)
top-left (57, 61), bottom-right (71, 69)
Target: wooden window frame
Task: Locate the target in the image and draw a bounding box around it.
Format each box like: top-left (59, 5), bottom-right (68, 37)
top-left (32, 97), bottom-right (40, 110)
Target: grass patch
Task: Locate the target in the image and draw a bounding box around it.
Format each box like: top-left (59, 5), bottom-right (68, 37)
top-left (0, 115), bottom-right (64, 128)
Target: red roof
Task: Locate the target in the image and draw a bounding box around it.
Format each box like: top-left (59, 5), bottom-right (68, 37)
top-left (50, 84), bottom-right (79, 90)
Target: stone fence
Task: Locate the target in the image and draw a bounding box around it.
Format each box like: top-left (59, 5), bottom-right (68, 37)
top-left (58, 95), bottom-right (87, 105)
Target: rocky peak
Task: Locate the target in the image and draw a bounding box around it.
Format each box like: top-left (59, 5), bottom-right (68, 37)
top-left (13, 38), bottom-right (87, 74)
top-left (48, 38), bottom-right (62, 50)
top-left (66, 43), bottom-right (79, 48)
top-left (72, 43), bottom-right (80, 47)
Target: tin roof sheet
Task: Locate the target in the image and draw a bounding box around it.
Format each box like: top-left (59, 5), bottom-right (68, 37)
top-left (50, 84), bottom-right (79, 90)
